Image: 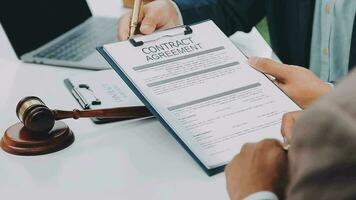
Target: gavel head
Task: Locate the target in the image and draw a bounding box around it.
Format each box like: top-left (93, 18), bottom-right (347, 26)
top-left (16, 96), bottom-right (55, 133)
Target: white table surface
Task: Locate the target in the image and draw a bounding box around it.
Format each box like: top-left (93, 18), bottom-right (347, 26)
top-left (0, 1), bottom-right (275, 199)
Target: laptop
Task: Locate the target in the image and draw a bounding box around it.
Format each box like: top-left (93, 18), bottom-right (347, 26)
top-left (0, 0), bottom-right (118, 70)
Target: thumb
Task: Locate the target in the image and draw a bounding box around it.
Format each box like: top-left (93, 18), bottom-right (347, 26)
top-left (117, 13), bottom-right (131, 40)
top-left (281, 111), bottom-right (301, 144)
top-left (248, 57), bottom-right (291, 82)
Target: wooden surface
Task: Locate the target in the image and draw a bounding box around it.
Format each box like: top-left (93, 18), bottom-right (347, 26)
top-left (1, 121), bottom-right (74, 156)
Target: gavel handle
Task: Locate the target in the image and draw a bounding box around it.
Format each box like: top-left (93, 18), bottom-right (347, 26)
top-left (53, 106), bottom-right (152, 120)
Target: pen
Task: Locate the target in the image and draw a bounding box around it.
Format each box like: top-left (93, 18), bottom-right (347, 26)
top-left (129, 0), bottom-right (143, 38)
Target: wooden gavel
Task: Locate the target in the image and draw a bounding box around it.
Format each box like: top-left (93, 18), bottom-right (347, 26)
top-left (1, 96), bottom-right (152, 156)
top-left (16, 96), bottom-right (152, 133)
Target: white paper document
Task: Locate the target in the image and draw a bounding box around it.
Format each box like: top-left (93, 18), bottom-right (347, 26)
top-left (102, 21), bottom-right (300, 171)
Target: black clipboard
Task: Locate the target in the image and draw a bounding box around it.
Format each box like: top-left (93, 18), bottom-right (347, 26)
top-left (96, 24), bottom-right (224, 176)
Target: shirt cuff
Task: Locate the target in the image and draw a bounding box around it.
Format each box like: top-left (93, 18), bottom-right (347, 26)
top-left (243, 191), bottom-right (279, 200)
top-left (171, 1), bottom-right (184, 25)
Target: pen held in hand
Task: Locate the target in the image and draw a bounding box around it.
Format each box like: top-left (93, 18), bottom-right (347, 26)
top-left (129, 0), bottom-right (143, 38)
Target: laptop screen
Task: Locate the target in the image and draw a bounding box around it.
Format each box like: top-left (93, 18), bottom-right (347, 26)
top-left (0, 0), bottom-right (92, 57)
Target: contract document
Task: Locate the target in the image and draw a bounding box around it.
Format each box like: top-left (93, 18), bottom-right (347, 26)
top-left (98, 20), bottom-right (300, 176)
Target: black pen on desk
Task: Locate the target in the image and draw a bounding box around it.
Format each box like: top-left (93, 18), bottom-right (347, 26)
top-left (129, 0), bottom-right (143, 38)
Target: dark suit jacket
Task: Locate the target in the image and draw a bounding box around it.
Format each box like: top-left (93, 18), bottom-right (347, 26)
top-left (287, 69), bottom-right (356, 199)
top-left (173, 0), bottom-right (356, 70)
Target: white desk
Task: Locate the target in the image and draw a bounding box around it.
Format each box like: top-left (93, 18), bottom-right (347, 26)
top-left (0, 1), bottom-right (276, 199)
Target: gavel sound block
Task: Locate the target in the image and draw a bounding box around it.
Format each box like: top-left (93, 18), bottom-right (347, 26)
top-left (1, 96), bottom-right (152, 156)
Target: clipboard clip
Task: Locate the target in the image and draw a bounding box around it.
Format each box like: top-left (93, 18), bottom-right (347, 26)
top-left (129, 25), bottom-right (193, 47)
top-left (71, 84), bottom-right (101, 109)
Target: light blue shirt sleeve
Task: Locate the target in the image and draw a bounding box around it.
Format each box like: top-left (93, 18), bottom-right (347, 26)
top-left (243, 191), bottom-right (279, 200)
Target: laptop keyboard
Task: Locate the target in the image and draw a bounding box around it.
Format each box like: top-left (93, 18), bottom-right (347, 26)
top-left (34, 18), bottom-right (117, 62)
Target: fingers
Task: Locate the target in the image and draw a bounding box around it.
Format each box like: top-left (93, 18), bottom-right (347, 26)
top-left (259, 139), bottom-right (283, 148)
top-left (226, 139), bottom-right (284, 173)
top-left (248, 57), bottom-right (291, 82)
top-left (281, 111), bottom-right (301, 143)
top-left (117, 5), bottom-right (154, 40)
top-left (117, 12), bottom-right (131, 40)
top-left (240, 142), bottom-right (254, 154)
top-left (139, 5), bottom-right (161, 34)
top-left (238, 139), bottom-right (283, 157)
top-left (117, 1), bottom-right (179, 40)
top-left (140, 17), bottom-right (158, 35)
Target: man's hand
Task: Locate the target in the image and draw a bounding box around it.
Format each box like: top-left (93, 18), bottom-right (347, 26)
top-left (225, 139), bottom-right (288, 200)
top-left (117, 0), bottom-right (180, 40)
top-left (248, 57), bottom-right (331, 108)
top-left (281, 111), bottom-right (302, 145)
